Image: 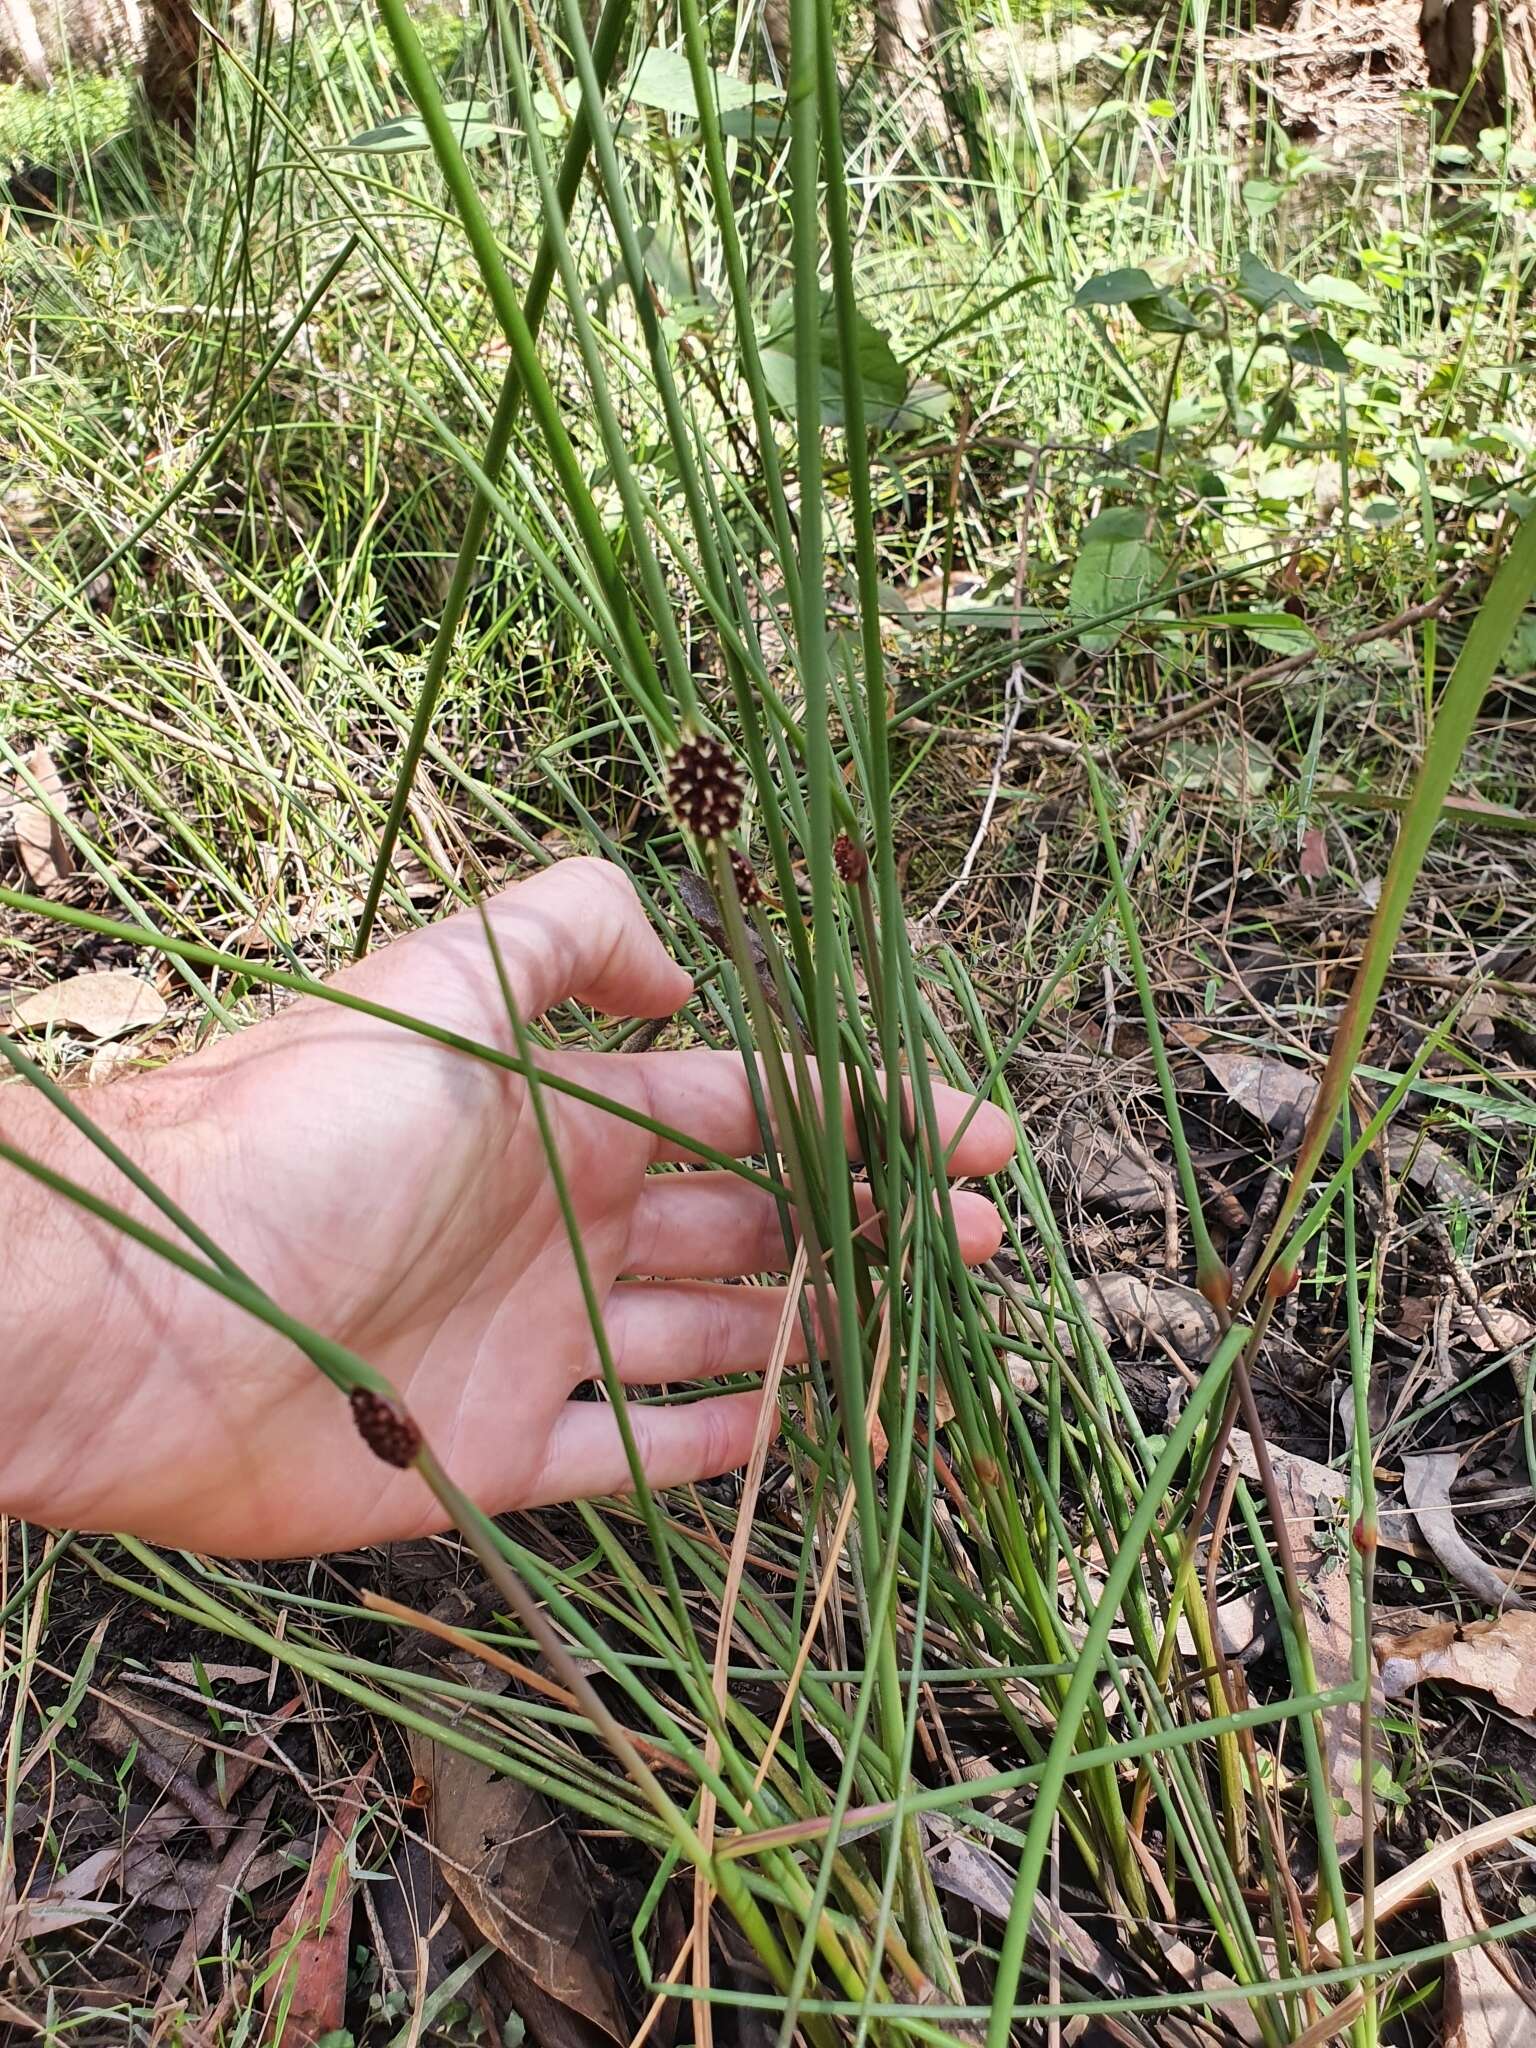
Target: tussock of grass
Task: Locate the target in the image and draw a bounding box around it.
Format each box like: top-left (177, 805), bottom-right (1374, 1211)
top-left (5, 0), bottom-right (1536, 2041)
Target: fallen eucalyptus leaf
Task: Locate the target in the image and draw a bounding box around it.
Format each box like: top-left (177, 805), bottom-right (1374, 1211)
top-left (1454, 1306), bottom-right (1536, 1355)
top-left (1192, 1045), bottom-right (1316, 1133)
top-left (263, 1756), bottom-right (373, 2045)
top-left (408, 1699), bottom-right (626, 2048)
top-left (1063, 1115), bottom-right (1165, 1215)
top-left (1269, 1454), bottom-right (1371, 1857)
top-left (1436, 1859), bottom-right (1536, 2045)
top-left (1379, 1611), bottom-right (1536, 1716)
top-left (14, 970), bottom-right (167, 1041)
top-left (1081, 1272), bottom-right (1219, 1362)
top-left (12, 744), bottom-right (72, 893)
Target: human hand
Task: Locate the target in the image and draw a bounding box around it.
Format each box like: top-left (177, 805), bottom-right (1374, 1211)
top-left (2, 859), bottom-right (1014, 1556)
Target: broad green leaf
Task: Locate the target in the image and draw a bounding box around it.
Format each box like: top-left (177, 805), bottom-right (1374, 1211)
top-left (1074, 266), bottom-right (1157, 308)
top-left (759, 298), bottom-right (913, 429)
top-left (1237, 250), bottom-right (1314, 312)
top-left (1069, 507), bottom-right (1166, 652)
top-left (626, 49), bottom-right (773, 117)
top-left (1179, 609), bottom-right (1317, 654)
top-left (1129, 290), bottom-right (1200, 334)
top-left (1303, 272), bottom-right (1376, 312)
top-left (1241, 176), bottom-right (1285, 215)
top-left (340, 99), bottom-right (496, 153)
top-left (1254, 462), bottom-right (1317, 502)
top-left (1167, 734), bottom-right (1276, 795)
top-left (719, 98), bottom-right (788, 140)
top-left (1350, 338), bottom-right (1415, 375)
top-left (1286, 328), bottom-right (1351, 374)
top-left (1247, 618), bottom-right (1316, 654)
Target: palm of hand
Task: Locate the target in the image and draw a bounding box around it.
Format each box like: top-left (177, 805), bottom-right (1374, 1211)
top-left (85, 861), bottom-right (1012, 1557)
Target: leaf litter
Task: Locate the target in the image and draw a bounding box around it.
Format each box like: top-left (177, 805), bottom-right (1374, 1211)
top-left (14, 968), bottom-right (167, 1041)
top-left (405, 1638), bottom-right (627, 2048)
top-left (262, 1754), bottom-right (375, 2046)
top-left (9, 742), bottom-right (74, 894)
top-left (1379, 1612), bottom-right (1536, 1718)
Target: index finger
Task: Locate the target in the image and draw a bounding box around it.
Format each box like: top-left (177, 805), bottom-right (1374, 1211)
top-left (622, 1049), bottom-right (1016, 1176)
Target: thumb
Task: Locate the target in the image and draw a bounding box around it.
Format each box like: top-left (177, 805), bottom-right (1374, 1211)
top-left (485, 857), bottom-right (693, 1020)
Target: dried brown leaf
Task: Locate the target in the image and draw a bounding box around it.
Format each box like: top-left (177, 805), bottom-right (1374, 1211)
top-left (11, 745), bottom-right (72, 893)
top-left (91, 1696), bottom-right (230, 1847)
top-left (1080, 1272), bottom-right (1220, 1362)
top-left (407, 1721), bottom-right (626, 2048)
top-left (1194, 1043), bottom-right (1478, 1203)
top-left (1299, 826), bottom-right (1330, 879)
top-left (923, 1819), bottom-right (1125, 1992)
top-left (1194, 1046), bottom-right (1317, 1133)
top-left (15, 969), bottom-right (167, 1042)
top-left (1061, 1116), bottom-right (1165, 1215)
top-left (263, 1757), bottom-right (373, 2046)
top-left (1, 1847), bottom-right (120, 1952)
top-left (160, 1787), bottom-right (275, 2002)
top-left (1454, 1306), bottom-right (1536, 1356)
top-left (1378, 1612), bottom-right (1536, 1718)
top-left (1270, 1455), bottom-right (1370, 1857)
top-left (1436, 1860), bottom-right (1536, 2045)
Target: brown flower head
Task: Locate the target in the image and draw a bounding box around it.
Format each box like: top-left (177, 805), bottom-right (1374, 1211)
top-left (728, 850), bottom-right (763, 906)
top-left (349, 1387), bottom-right (422, 1468)
top-left (667, 731), bottom-right (742, 841)
top-left (833, 833), bottom-right (868, 884)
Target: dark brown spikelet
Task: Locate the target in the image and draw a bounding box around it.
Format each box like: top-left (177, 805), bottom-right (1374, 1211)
top-left (667, 732), bottom-right (742, 841)
top-left (728, 850), bottom-right (763, 906)
top-left (833, 834), bottom-right (868, 884)
top-left (349, 1387), bottom-right (422, 1468)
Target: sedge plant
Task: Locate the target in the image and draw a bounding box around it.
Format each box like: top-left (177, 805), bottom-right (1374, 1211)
top-left (7, 0), bottom-right (1536, 2037)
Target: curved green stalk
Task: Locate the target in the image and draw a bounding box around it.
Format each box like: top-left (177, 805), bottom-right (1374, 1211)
top-left (355, 0), bottom-right (642, 955)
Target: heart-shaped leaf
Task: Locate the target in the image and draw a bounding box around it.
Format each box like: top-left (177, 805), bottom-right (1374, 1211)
top-left (760, 297), bottom-right (917, 430)
top-left (1074, 266), bottom-right (1157, 308)
top-left (1285, 327), bottom-right (1350, 374)
top-left (1069, 507), bottom-right (1166, 652)
top-left (1237, 249), bottom-right (1314, 312)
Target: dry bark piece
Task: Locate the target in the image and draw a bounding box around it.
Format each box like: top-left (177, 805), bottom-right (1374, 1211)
top-left (263, 1756), bottom-right (374, 2046)
top-left (15, 969), bottom-right (166, 1041)
top-left (1403, 1453), bottom-right (1526, 1610)
top-left (1435, 1859), bottom-right (1536, 2045)
top-left (1378, 1612), bottom-right (1536, 1717)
